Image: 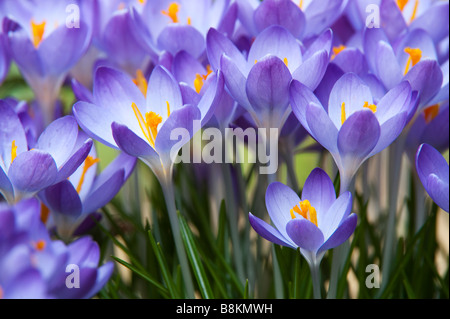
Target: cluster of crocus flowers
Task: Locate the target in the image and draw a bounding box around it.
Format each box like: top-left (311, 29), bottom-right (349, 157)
top-left (0, 0), bottom-right (448, 300)
top-left (0, 198), bottom-right (113, 298)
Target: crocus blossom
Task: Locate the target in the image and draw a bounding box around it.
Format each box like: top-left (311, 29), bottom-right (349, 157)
top-left (416, 143), bottom-right (449, 213)
top-left (0, 198), bottom-right (113, 299)
top-left (3, 0), bottom-right (91, 123)
top-left (207, 25), bottom-right (331, 129)
top-left (249, 168), bottom-right (357, 266)
top-left (290, 73), bottom-right (418, 192)
top-left (73, 65), bottom-right (223, 185)
top-left (0, 101), bottom-right (92, 204)
top-left (39, 132), bottom-right (137, 240)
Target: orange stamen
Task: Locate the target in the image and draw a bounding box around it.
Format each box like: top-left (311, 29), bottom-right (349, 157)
top-left (76, 156), bottom-right (99, 193)
top-left (423, 104), bottom-right (440, 124)
top-left (133, 69), bottom-right (148, 96)
top-left (161, 3), bottom-right (180, 23)
top-left (331, 45), bottom-right (346, 60)
top-left (403, 47), bottom-right (422, 75)
top-left (40, 203), bottom-right (50, 224)
top-left (31, 19), bottom-right (46, 48)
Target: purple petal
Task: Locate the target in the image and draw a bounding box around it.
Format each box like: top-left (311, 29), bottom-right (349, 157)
top-left (157, 24), bottom-right (205, 58)
top-left (375, 41), bottom-right (403, 90)
top-left (55, 139), bottom-right (93, 183)
top-left (303, 28), bottom-right (333, 60)
top-left (248, 212), bottom-right (296, 248)
top-left (337, 110), bottom-right (380, 177)
top-left (265, 182), bottom-right (301, 242)
top-left (196, 71), bottom-right (225, 125)
top-left (43, 180), bottom-right (82, 217)
top-left (375, 81), bottom-right (412, 124)
top-left (318, 213), bottom-right (357, 254)
top-left (82, 169), bottom-right (125, 214)
top-left (416, 143), bottom-right (449, 187)
top-left (403, 59), bottom-right (443, 107)
top-left (206, 27), bottom-right (247, 73)
top-left (0, 100), bottom-right (27, 169)
top-left (303, 0), bottom-right (345, 39)
top-left (319, 191), bottom-right (353, 240)
top-left (71, 78), bottom-right (94, 103)
top-left (85, 262), bottom-right (114, 299)
top-left (73, 101), bottom-right (118, 149)
top-left (331, 48), bottom-right (368, 76)
top-left (172, 50), bottom-right (206, 87)
top-left (328, 73), bottom-right (374, 129)
top-left (313, 63), bottom-right (344, 111)
top-left (292, 49), bottom-right (328, 90)
top-left (379, 0), bottom-right (407, 43)
top-left (220, 54), bottom-right (253, 113)
top-left (0, 167), bottom-right (14, 201)
top-left (155, 105), bottom-right (202, 166)
top-left (410, 2), bottom-right (449, 43)
top-left (36, 116), bottom-right (78, 168)
top-left (305, 102), bottom-right (338, 152)
top-left (38, 22), bottom-right (90, 75)
top-left (286, 218), bottom-right (324, 252)
top-left (426, 174), bottom-right (449, 213)
top-left (8, 150), bottom-right (57, 194)
top-left (289, 79), bottom-right (323, 133)
top-left (111, 122), bottom-right (159, 160)
top-left (253, 0), bottom-right (306, 39)
top-left (301, 168), bottom-right (337, 219)
top-left (146, 65), bottom-right (183, 122)
top-left (248, 26), bottom-right (302, 73)
top-left (369, 112), bottom-right (407, 157)
top-left (245, 56), bottom-right (292, 127)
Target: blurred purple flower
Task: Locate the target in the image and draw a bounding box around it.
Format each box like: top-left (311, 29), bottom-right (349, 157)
top-left (0, 198), bottom-right (113, 299)
top-left (39, 132), bottom-right (136, 240)
top-left (416, 143), bottom-right (449, 213)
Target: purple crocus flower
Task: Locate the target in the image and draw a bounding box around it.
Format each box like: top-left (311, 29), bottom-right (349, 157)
top-left (363, 27), bottom-right (443, 108)
top-left (290, 73), bottom-right (419, 192)
top-left (131, 0), bottom-right (237, 61)
top-left (73, 65), bottom-right (223, 185)
top-left (207, 25), bottom-right (331, 129)
top-left (236, 0), bottom-right (347, 41)
top-left (0, 101), bottom-right (92, 204)
top-left (416, 143), bottom-right (449, 213)
top-left (405, 101), bottom-right (449, 162)
top-left (249, 168), bottom-right (357, 266)
top-left (39, 132), bottom-right (137, 240)
top-left (3, 0), bottom-right (91, 124)
top-left (0, 198), bottom-right (114, 299)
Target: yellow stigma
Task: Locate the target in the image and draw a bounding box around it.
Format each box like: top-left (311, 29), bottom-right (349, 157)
top-left (131, 102), bottom-right (163, 148)
top-left (290, 200), bottom-right (318, 227)
top-left (133, 69), bottom-right (148, 96)
top-left (11, 140), bottom-right (17, 164)
top-left (423, 104), bottom-right (440, 124)
top-left (31, 19), bottom-right (46, 48)
top-left (193, 65), bottom-right (213, 94)
top-left (34, 240), bottom-right (46, 251)
top-left (331, 45), bottom-right (346, 60)
top-left (187, 17), bottom-right (191, 25)
top-left (299, 0), bottom-right (303, 9)
top-left (161, 2), bottom-right (180, 23)
top-left (138, 0), bottom-right (146, 5)
top-left (76, 156), bottom-right (100, 194)
top-left (341, 102), bottom-right (346, 125)
top-left (363, 101), bottom-right (377, 113)
top-left (403, 47), bottom-right (422, 75)
top-left (397, 0), bottom-right (409, 11)
top-left (166, 101), bottom-right (171, 117)
top-left (40, 203), bottom-right (50, 224)
top-left (283, 57), bottom-right (288, 67)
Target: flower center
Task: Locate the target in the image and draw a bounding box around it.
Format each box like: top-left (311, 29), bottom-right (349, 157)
top-left (33, 240), bottom-right (46, 251)
top-left (290, 199), bottom-right (318, 227)
top-left (397, 0), bottom-right (419, 23)
top-left (341, 101), bottom-right (377, 125)
top-left (131, 102), bottom-right (164, 148)
top-left (403, 47), bottom-right (422, 75)
top-left (40, 203), bottom-right (50, 224)
top-left (331, 45), bottom-right (346, 60)
top-left (423, 104), bottom-right (440, 124)
top-left (193, 65), bottom-right (212, 94)
top-left (10, 140), bottom-right (17, 164)
top-left (31, 19), bottom-right (46, 48)
top-left (133, 69), bottom-right (148, 96)
top-left (76, 156), bottom-right (100, 194)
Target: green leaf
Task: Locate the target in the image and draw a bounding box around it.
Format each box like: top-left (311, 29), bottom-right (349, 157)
top-left (178, 212), bottom-right (214, 299)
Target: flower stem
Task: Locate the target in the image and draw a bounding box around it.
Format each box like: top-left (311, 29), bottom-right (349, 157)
top-left (160, 178), bottom-right (195, 299)
top-left (310, 262), bottom-right (322, 299)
